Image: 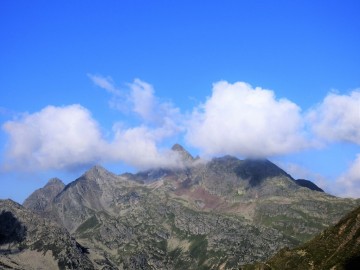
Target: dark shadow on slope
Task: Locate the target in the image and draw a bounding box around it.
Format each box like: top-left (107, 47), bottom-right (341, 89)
top-left (235, 159), bottom-right (293, 187)
top-left (344, 255), bottom-right (360, 269)
top-left (295, 179), bottom-right (324, 192)
top-left (0, 211), bottom-right (27, 252)
top-left (76, 242), bottom-right (90, 254)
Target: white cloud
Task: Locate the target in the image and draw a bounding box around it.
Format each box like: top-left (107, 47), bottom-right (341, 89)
top-left (128, 79), bottom-right (156, 121)
top-left (89, 75), bottom-right (183, 143)
top-left (126, 79), bottom-right (182, 132)
top-left (88, 74), bottom-right (120, 95)
top-left (2, 105), bottom-right (106, 171)
top-left (2, 77), bottom-right (185, 171)
top-left (307, 90), bottom-right (360, 144)
top-left (336, 154), bottom-right (360, 198)
top-left (88, 74), bottom-right (127, 112)
top-left (186, 81), bottom-right (308, 157)
top-left (89, 75), bottom-right (182, 129)
top-left (3, 77), bottom-right (359, 189)
top-left (109, 125), bottom-right (182, 169)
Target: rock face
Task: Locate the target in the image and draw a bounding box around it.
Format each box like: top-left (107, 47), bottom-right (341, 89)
top-left (23, 178), bottom-right (65, 212)
top-left (0, 199), bottom-right (94, 270)
top-left (20, 145), bottom-right (359, 269)
top-left (244, 204), bottom-right (360, 269)
top-left (295, 179), bottom-right (324, 192)
top-left (171, 143), bottom-right (195, 163)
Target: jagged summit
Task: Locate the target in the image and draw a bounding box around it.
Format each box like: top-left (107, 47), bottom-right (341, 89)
top-left (171, 143), bottom-right (194, 162)
top-left (1, 198), bottom-right (21, 208)
top-left (23, 177), bottom-right (65, 210)
top-left (83, 164), bottom-right (109, 177)
top-left (46, 177), bottom-right (64, 187)
top-left (171, 143), bottom-right (187, 152)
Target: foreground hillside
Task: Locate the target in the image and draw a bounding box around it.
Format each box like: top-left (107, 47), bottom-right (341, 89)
top-left (243, 204), bottom-right (360, 270)
top-left (13, 145), bottom-right (360, 269)
top-left (0, 199), bottom-right (94, 270)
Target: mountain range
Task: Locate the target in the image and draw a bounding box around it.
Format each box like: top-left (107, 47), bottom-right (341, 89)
top-left (1, 144), bottom-right (359, 269)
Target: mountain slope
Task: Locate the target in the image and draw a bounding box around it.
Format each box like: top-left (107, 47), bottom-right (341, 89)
top-left (22, 145), bottom-right (360, 269)
top-left (30, 165), bottom-right (296, 269)
top-left (0, 199), bottom-right (94, 270)
top-left (295, 179), bottom-right (324, 192)
top-left (23, 178), bottom-right (65, 211)
top-left (127, 153), bottom-right (354, 242)
top-left (244, 204), bottom-right (360, 270)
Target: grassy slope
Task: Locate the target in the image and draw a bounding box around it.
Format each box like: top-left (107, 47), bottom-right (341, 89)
top-left (242, 205), bottom-right (360, 270)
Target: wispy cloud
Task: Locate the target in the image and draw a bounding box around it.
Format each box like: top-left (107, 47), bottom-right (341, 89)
top-left (91, 75), bottom-right (184, 149)
top-left (88, 74), bottom-right (120, 95)
top-left (336, 154), bottom-right (360, 198)
top-left (88, 74), bottom-right (127, 112)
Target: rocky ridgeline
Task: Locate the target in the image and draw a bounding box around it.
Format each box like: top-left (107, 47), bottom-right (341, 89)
top-left (2, 144), bottom-right (359, 269)
top-left (23, 177), bottom-right (65, 213)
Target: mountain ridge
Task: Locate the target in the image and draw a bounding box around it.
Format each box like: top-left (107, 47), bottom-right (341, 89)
top-left (23, 177), bottom-right (65, 212)
top-left (17, 144), bottom-right (360, 269)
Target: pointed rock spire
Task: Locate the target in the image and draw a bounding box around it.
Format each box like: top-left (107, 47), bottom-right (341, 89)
top-left (171, 143), bottom-right (194, 163)
top-left (23, 177), bottom-right (65, 211)
top-left (45, 177), bottom-right (65, 187)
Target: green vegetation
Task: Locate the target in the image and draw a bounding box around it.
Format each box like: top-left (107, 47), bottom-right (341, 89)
top-left (189, 234), bottom-right (208, 266)
top-left (76, 215), bottom-right (100, 234)
top-left (154, 239), bottom-right (167, 251)
top-left (244, 205), bottom-right (360, 269)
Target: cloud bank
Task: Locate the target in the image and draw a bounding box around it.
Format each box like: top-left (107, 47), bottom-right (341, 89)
top-left (307, 90), bottom-right (360, 144)
top-left (2, 104), bottom-right (182, 171)
top-left (2, 77), bottom-right (359, 197)
top-left (2, 105), bottom-right (105, 170)
top-left (305, 90), bottom-right (360, 197)
top-left (186, 81), bottom-right (308, 157)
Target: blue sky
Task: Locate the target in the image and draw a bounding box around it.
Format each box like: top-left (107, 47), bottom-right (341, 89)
top-left (1, 0), bottom-right (359, 203)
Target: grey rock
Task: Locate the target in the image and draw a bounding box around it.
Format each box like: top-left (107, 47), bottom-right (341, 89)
top-left (19, 147), bottom-right (360, 269)
top-left (0, 199), bottom-right (94, 270)
top-left (23, 177), bottom-right (65, 212)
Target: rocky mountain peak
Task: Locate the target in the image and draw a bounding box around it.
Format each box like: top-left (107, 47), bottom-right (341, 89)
top-left (1, 198), bottom-right (21, 209)
top-left (171, 143), bottom-right (194, 162)
top-left (45, 177), bottom-right (65, 188)
top-left (207, 156), bottom-right (292, 186)
top-left (23, 177), bottom-right (65, 211)
top-left (83, 164), bottom-right (111, 179)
